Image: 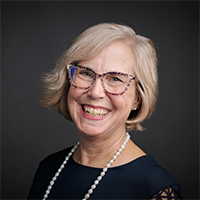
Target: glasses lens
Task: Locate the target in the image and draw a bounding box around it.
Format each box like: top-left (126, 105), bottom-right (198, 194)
top-left (103, 73), bottom-right (129, 94)
top-left (69, 66), bottom-right (95, 88)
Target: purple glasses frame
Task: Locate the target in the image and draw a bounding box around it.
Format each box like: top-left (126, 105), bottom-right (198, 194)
top-left (67, 64), bottom-right (136, 95)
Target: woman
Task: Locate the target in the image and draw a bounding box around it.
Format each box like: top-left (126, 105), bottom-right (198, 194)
top-left (28, 23), bottom-right (182, 199)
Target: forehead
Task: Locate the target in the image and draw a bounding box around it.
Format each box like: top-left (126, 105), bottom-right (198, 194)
top-left (79, 40), bottom-right (135, 74)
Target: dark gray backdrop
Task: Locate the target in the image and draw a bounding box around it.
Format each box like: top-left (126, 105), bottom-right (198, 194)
top-left (1, 1), bottom-right (199, 199)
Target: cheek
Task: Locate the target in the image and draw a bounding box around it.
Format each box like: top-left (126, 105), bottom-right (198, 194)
top-left (113, 91), bottom-right (137, 114)
top-left (68, 86), bottom-right (82, 102)
top-left (111, 95), bottom-right (133, 113)
top-left (67, 88), bottom-right (74, 118)
top-left (127, 85), bottom-right (138, 108)
top-left (67, 87), bottom-right (81, 114)
top-left (67, 87), bottom-right (74, 107)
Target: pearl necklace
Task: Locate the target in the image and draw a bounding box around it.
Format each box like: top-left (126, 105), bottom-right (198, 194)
top-left (43, 132), bottom-right (130, 200)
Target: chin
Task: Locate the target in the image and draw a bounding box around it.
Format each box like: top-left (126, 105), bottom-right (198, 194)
top-left (78, 126), bottom-right (107, 137)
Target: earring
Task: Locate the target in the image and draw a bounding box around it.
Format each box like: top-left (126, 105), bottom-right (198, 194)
top-left (133, 107), bottom-right (137, 110)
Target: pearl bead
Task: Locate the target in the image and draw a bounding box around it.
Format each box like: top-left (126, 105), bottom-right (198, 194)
top-left (97, 176), bottom-right (102, 181)
top-left (53, 177), bottom-right (57, 181)
top-left (106, 163), bottom-right (111, 168)
top-left (48, 185), bottom-right (52, 190)
top-left (68, 152), bottom-right (72, 156)
top-left (50, 181), bottom-right (54, 185)
top-left (91, 184), bottom-right (96, 189)
top-left (94, 180), bottom-right (99, 185)
top-left (113, 155), bottom-right (117, 160)
top-left (103, 168), bottom-right (108, 172)
top-left (85, 193), bottom-right (90, 199)
top-left (71, 148), bottom-right (75, 152)
top-left (46, 190), bottom-right (50, 194)
top-left (65, 156), bottom-right (69, 161)
top-left (100, 171), bottom-right (105, 176)
top-left (88, 189), bottom-right (93, 194)
top-left (55, 172), bottom-right (59, 177)
top-left (60, 164), bottom-right (65, 169)
top-left (63, 160), bottom-right (67, 165)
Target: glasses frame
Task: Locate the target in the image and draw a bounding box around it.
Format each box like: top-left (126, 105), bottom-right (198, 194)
top-left (67, 64), bottom-right (135, 95)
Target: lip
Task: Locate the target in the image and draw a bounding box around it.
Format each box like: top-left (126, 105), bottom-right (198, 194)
top-left (83, 104), bottom-right (110, 110)
top-left (81, 104), bottom-right (110, 120)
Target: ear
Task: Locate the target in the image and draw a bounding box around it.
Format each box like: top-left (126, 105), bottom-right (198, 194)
top-left (131, 97), bottom-right (140, 111)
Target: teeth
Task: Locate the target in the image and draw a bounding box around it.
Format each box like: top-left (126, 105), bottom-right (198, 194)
top-left (83, 105), bottom-right (109, 117)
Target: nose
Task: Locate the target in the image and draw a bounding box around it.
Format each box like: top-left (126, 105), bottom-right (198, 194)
top-left (87, 77), bottom-right (106, 99)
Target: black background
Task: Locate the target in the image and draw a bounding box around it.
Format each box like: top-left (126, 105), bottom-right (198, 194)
top-left (1, 1), bottom-right (199, 199)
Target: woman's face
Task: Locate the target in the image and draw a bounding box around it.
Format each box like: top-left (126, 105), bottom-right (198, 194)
top-left (67, 40), bottom-right (138, 137)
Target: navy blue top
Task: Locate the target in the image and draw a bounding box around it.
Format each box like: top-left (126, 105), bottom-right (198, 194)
top-left (28, 146), bottom-right (182, 199)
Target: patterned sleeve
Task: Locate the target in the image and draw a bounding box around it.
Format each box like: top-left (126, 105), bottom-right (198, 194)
top-left (151, 185), bottom-right (183, 200)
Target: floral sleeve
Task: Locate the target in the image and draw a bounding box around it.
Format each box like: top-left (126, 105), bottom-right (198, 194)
top-left (151, 185), bottom-right (183, 200)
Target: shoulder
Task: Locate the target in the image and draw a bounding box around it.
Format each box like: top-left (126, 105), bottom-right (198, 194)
top-left (126, 155), bottom-right (181, 197)
top-left (27, 146), bottom-right (73, 199)
top-left (42, 146), bottom-right (73, 162)
top-left (145, 156), bottom-right (177, 184)
top-left (117, 155), bottom-right (179, 186)
top-left (34, 146), bottom-right (73, 179)
top-left (39, 146), bottom-right (73, 169)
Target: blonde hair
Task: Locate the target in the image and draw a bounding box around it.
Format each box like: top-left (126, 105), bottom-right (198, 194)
top-left (39, 23), bottom-right (158, 131)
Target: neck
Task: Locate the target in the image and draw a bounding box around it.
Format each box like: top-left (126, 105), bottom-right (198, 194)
top-left (73, 130), bottom-right (128, 168)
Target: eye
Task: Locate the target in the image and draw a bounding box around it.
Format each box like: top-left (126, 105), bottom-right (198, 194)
top-left (111, 76), bottom-right (122, 82)
top-left (78, 69), bottom-right (95, 81)
top-left (80, 70), bottom-right (93, 77)
top-left (105, 73), bottom-right (128, 85)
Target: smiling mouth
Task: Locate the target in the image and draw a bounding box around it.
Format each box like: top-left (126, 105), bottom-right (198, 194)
top-left (82, 105), bottom-right (109, 117)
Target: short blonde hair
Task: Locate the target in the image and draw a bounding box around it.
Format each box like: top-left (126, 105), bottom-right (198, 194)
top-left (39, 23), bottom-right (158, 131)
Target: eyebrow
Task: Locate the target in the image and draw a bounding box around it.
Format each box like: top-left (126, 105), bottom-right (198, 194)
top-left (76, 64), bottom-right (131, 75)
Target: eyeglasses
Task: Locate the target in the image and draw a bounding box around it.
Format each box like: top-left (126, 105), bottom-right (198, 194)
top-left (67, 64), bottom-right (135, 95)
